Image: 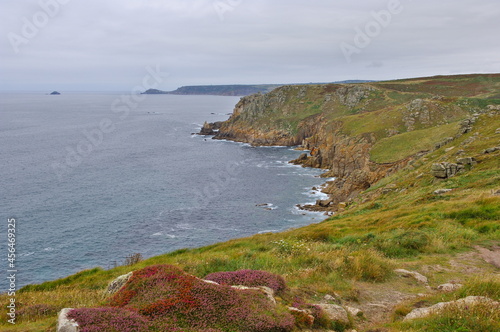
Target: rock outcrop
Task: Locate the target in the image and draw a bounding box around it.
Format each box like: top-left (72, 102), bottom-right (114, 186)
top-left (57, 308), bottom-right (78, 332)
top-left (104, 272), bottom-right (132, 296)
top-left (209, 77), bottom-right (493, 211)
top-left (199, 121), bottom-right (223, 135)
top-left (394, 269), bottom-right (428, 284)
top-left (404, 296), bottom-right (499, 321)
top-left (431, 162), bottom-right (464, 179)
top-left (315, 303), bottom-right (350, 325)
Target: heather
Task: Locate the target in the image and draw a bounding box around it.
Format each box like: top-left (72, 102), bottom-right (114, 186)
top-left (204, 269), bottom-right (286, 294)
top-left (1, 74), bottom-right (499, 332)
top-left (106, 264), bottom-right (294, 331)
top-left (67, 307), bottom-right (149, 332)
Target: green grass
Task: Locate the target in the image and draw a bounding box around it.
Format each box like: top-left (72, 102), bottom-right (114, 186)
top-left (2, 74), bottom-right (499, 331)
top-left (370, 122), bottom-right (460, 163)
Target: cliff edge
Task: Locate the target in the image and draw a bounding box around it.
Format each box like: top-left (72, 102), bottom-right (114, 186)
top-left (210, 74), bottom-right (500, 211)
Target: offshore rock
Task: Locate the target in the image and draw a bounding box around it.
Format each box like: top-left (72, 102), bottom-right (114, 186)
top-left (199, 121), bottom-right (223, 135)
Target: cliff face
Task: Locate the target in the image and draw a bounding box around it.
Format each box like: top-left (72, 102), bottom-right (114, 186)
top-left (212, 74), bottom-right (500, 211)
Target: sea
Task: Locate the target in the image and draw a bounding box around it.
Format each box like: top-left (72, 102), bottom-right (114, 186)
top-left (0, 92), bottom-right (330, 290)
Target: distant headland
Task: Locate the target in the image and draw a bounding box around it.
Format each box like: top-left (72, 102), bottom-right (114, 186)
top-left (142, 81), bottom-right (373, 96)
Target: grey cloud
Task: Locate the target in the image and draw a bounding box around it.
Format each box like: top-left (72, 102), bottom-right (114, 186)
top-left (1, 0), bottom-right (499, 91)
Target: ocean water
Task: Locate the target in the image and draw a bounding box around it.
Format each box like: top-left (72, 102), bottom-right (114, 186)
top-left (0, 93), bottom-right (328, 289)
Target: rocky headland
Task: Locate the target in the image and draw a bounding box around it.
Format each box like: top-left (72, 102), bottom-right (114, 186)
top-left (202, 74), bottom-right (500, 212)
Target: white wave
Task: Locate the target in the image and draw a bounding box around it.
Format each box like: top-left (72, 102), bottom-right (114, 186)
top-left (290, 205), bottom-right (326, 217)
top-left (256, 203), bottom-right (278, 210)
top-left (176, 223), bottom-right (194, 230)
top-left (43, 247), bottom-right (54, 251)
top-left (152, 232), bottom-right (176, 238)
top-left (258, 229), bottom-right (279, 234)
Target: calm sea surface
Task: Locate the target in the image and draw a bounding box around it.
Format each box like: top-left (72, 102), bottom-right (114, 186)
top-left (0, 93), bottom-right (328, 289)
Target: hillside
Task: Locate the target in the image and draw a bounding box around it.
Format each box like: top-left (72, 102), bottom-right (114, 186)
top-left (213, 73), bottom-right (500, 211)
top-left (142, 81), bottom-right (374, 96)
top-left (2, 74), bottom-right (499, 332)
top-left (142, 84), bottom-right (282, 96)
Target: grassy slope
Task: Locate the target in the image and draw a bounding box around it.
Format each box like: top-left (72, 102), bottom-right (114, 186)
top-left (226, 74), bottom-right (500, 163)
top-left (1, 75), bottom-right (499, 331)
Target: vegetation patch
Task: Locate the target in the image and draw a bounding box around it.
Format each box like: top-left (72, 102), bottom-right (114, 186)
top-left (105, 264), bottom-right (294, 331)
top-left (204, 269), bottom-right (286, 294)
top-left (370, 122), bottom-right (460, 163)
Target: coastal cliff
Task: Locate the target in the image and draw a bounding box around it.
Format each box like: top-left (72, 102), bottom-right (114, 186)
top-left (212, 74), bottom-right (500, 211)
top-left (8, 74), bottom-right (500, 332)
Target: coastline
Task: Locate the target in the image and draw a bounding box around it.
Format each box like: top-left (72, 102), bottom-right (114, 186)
top-left (197, 121), bottom-right (337, 215)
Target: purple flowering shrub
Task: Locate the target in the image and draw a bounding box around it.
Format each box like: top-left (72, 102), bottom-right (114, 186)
top-left (204, 269), bottom-right (287, 294)
top-left (67, 307), bottom-right (150, 332)
top-left (107, 264), bottom-right (294, 331)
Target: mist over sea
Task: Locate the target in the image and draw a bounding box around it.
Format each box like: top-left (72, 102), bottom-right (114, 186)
top-left (0, 93), bottom-right (328, 289)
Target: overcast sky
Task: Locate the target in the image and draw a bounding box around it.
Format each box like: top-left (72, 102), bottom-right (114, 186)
top-left (1, 0), bottom-right (499, 91)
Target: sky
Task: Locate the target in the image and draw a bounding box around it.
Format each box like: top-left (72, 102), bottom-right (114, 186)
top-left (1, 0), bottom-right (499, 91)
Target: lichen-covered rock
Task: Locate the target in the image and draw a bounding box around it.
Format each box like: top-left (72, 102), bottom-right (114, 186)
top-left (433, 188), bottom-right (452, 195)
top-left (484, 146), bottom-right (500, 153)
top-left (431, 162), bottom-right (464, 178)
top-left (456, 157), bottom-right (477, 166)
top-left (394, 269), bottom-right (428, 284)
top-left (314, 303), bottom-right (350, 325)
top-left (104, 272), bottom-right (133, 296)
top-left (335, 85), bottom-right (373, 108)
top-left (57, 308), bottom-right (79, 332)
top-left (231, 285), bottom-right (276, 305)
top-left (437, 283), bottom-right (463, 292)
top-left (345, 305), bottom-right (363, 317)
top-left (404, 296), bottom-right (499, 321)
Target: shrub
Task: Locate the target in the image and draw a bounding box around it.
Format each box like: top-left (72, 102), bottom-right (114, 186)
top-left (67, 307), bottom-right (150, 332)
top-left (204, 269), bottom-right (287, 294)
top-left (108, 264), bottom-right (294, 331)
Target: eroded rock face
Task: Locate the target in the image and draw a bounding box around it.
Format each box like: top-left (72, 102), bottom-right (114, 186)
top-left (215, 88), bottom-right (408, 211)
top-left (335, 85), bottom-right (373, 108)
